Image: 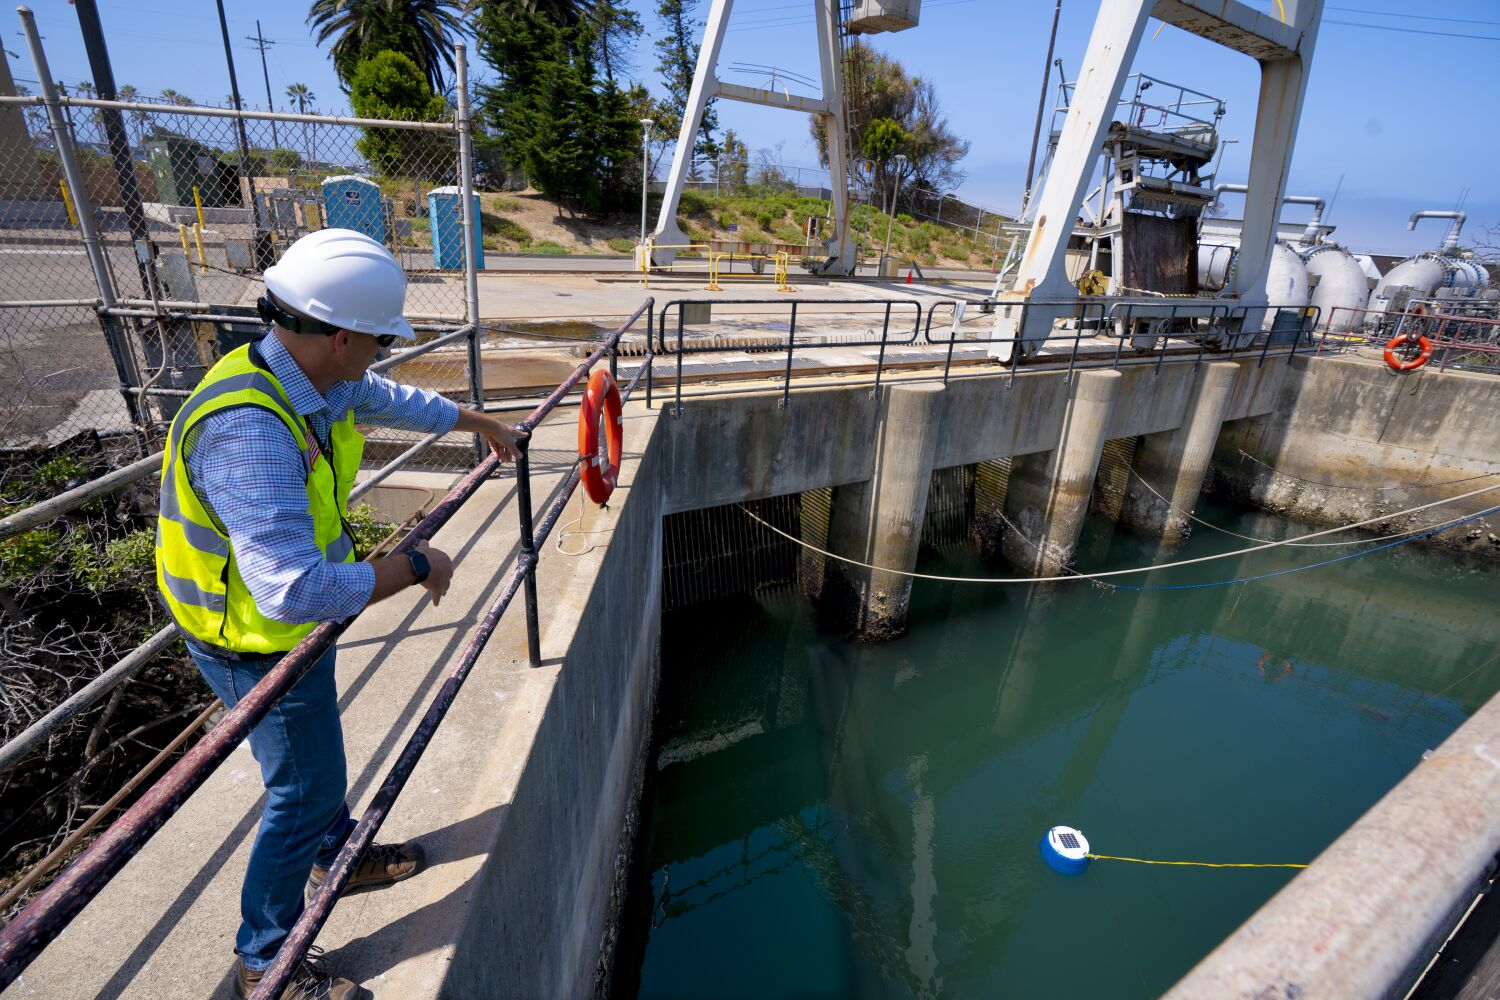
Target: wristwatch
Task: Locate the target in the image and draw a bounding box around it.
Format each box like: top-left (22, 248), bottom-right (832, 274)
top-left (405, 548), bottom-right (431, 585)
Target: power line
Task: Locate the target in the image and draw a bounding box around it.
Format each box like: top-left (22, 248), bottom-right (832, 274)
top-left (244, 19), bottom-right (279, 147)
top-left (1324, 18), bottom-right (1500, 40)
top-left (1326, 5), bottom-right (1500, 27)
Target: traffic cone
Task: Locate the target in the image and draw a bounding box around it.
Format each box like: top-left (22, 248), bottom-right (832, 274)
top-left (906, 269), bottom-right (913, 284)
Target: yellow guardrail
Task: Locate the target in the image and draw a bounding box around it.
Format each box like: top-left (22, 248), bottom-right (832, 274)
top-left (639, 240), bottom-right (797, 293)
top-left (637, 241), bottom-right (713, 288)
top-left (703, 249), bottom-right (796, 294)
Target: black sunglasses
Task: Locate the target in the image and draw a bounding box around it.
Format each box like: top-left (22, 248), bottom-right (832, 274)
top-left (375, 333), bottom-right (400, 348)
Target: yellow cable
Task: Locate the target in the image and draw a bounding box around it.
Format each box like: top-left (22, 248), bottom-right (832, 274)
top-left (1088, 853), bottom-right (1305, 869)
top-left (1275, 0), bottom-right (1286, 23)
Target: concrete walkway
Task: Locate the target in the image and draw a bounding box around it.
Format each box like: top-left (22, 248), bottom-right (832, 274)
top-left (3, 402), bottom-right (658, 999)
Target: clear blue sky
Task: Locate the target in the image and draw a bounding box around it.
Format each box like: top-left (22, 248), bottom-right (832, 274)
top-left (7, 1), bottom-right (1495, 255)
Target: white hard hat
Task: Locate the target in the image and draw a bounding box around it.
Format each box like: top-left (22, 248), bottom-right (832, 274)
top-left (262, 228), bottom-right (416, 341)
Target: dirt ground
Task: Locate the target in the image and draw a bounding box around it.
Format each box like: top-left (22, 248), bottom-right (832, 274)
top-left (481, 189), bottom-right (639, 255)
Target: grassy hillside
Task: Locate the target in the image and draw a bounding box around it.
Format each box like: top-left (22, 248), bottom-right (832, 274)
top-left (404, 186), bottom-right (1009, 269)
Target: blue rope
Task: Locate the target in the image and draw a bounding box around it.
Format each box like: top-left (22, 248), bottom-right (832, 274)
top-left (1111, 506), bottom-right (1500, 592)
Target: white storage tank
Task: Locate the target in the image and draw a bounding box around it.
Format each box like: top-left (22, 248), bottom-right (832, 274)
top-left (847, 0), bottom-right (921, 33)
top-left (1197, 242), bottom-right (1236, 292)
top-left (1366, 254), bottom-right (1489, 321)
top-left (1261, 242), bottom-right (1311, 331)
top-left (1300, 243), bottom-right (1370, 333)
top-left (1197, 241), bottom-right (1308, 331)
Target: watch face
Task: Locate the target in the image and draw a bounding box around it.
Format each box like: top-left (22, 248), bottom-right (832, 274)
top-left (408, 549), bottom-right (430, 582)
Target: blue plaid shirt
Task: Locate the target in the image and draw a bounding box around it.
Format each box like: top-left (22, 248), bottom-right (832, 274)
top-left (184, 332), bottom-right (459, 624)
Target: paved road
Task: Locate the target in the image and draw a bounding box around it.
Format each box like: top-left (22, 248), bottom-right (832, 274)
top-left (3, 234), bottom-right (996, 299)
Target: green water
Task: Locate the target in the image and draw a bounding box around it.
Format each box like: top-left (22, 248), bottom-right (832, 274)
top-left (617, 502), bottom-right (1500, 999)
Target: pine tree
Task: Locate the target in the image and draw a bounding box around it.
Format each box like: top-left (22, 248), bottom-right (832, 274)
top-left (655, 0), bottom-right (718, 177)
top-left (591, 0), bottom-right (643, 85)
top-left (476, 3), bottom-right (641, 213)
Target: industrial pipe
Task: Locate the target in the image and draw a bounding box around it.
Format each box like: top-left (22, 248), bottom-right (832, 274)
top-left (1214, 183), bottom-right (1326, 245)
top-left (1408, 210), bottom-right (1466, 255)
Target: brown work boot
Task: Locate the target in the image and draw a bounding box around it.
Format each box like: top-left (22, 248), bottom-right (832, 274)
top-left (305, 840), bottom-right (425, 903)
top-left (231, 950), bottom-right (370, 999)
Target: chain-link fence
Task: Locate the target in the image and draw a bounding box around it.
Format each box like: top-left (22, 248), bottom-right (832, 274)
top-left (2, 38), bottom-right (486, 470)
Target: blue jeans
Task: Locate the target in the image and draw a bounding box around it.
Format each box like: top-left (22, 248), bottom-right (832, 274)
top-left (189, 642), bottom-right (357, 971)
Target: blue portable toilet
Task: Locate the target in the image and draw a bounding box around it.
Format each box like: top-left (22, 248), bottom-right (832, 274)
top-left (321, 175), bottom-right (385, 244)
top-left (427, 185), bottom-right (484, 270)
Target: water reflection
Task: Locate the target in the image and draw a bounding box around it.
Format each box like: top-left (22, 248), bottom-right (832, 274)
top-left (624, 504), bottom-right (1500, 999)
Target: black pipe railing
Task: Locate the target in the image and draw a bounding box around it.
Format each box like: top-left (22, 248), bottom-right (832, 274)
top-left (643, 295), bottom-right (1322, 414)
top-left (0, 299), bottom-right (654, 990)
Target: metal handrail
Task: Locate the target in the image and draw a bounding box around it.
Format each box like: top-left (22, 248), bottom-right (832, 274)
top-left (254, 305), bottom-right (655, 998)
top-left (638, 295), bottom-right (1322, 410)
top-left (652, 298), bottom-right (924, 414)
top-left (0, 326), bottom-right (476, 543)
top-left (0, 298), bottom-right (653, 988)
top-left (0, 319), bottom-right (553, 775)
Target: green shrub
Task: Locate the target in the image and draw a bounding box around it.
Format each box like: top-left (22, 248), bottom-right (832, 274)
top-left (755, 211), bottom-right (775, 230)
top-left (774, 226), bottom-right (805, 245)
top-left (606, 237), bottom-right (638, 254)
top-left (679, 190), bottom-right (712, 217)
top-left (530, 242), bottom-right (569, 255)
top-left (897, 213), bottom-right (915, 225)
top-left (1, 528), bottom-right (61, 583)
top-left (72, 529), bottom-right (154, 593)
top-left (488, 195), bottom-right (524, 212)
top-left (907, 229), bottom-right (931, 254)
top-left (346, 503), bottom-right (395, 556)
top-left (32, 455), bottom-right (88, 489)
top-left (716, 212), bottom-right (737, 229)
top-left (481, 212), bottom-right (532, 245)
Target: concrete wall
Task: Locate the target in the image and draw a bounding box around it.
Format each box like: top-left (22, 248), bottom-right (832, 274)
top-left (1215, 354), bottom-right (1500, 558)
top-left (442, 408), bottom-right (665, 999)
top-left (660, 359), bottom-right (1289, 514)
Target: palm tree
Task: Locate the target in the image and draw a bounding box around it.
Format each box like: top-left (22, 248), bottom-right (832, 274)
top-left (116, 84), bottom-right (150, 145)
top-left (160, 89), bottom-right (195, 107)
top-left (286, 82), bottom-right (317, 163)
top-left (307, 0), bottom-right (467, 93)
top-left (72, 81), bottom-right (102, 142)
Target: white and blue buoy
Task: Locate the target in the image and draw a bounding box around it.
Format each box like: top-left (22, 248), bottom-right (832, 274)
top-left (1040, 825), bottom-right (1090, 875)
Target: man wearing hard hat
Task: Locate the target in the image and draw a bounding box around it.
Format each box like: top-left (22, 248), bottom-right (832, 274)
top-left (155, 229), bottom-right (522, 999)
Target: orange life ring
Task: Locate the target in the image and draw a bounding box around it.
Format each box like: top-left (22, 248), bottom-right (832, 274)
top-left (1383, 333), bottom-right (1432, 372)
top-left (578, 368), bottom-right (623, 504)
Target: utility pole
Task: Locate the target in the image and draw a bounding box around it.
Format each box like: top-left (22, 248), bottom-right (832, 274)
top-left (215, 0), bottom-right (271, 268)
top-left (1022, 0), bottom-right (1063, 218)
top-left (245, 20), bottom-right (278, 147)
top-left (71, 0), bottom-right (150, 293)
top-left (639, 119), bottom-right (653, 246)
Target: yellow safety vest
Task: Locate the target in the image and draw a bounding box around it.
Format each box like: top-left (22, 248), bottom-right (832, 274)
top-left (155, 342), bottom-right (364, 654)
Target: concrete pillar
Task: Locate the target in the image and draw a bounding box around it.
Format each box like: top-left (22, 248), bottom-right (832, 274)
top-left (1121, 361), bottom-right (1239, 541)
top-left (824, 383), bottom-right (946, 641)
top-left (999, 369), bottom-right (1122, 575)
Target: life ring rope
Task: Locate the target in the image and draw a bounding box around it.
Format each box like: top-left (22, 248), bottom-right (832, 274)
top-left (1383, 332), bottom-right (1432, 372)
top-left (578, 368), bottom-right (624, 504)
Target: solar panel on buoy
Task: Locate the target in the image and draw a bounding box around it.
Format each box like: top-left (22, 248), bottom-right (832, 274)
top-left (1041, 825), bottom-right (1091, 875)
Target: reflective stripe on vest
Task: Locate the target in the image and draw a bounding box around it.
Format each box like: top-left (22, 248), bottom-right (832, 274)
top-left (155, 343), bottom-right (364, 655)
